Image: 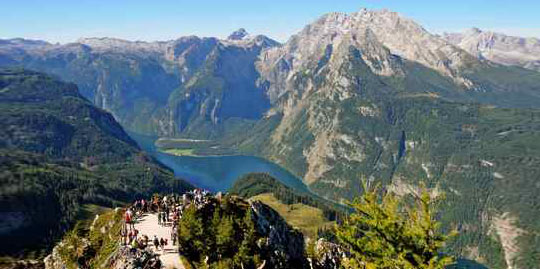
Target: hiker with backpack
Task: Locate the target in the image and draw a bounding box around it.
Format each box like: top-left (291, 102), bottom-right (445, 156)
top-left (125, 208), bottom-right (135, 230)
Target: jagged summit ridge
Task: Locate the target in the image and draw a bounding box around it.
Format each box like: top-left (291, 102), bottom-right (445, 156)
top-left (317, 9), bottom-right (468, 64)
top-left (258, 8), bottom-right (485, 107)
top-left (443, 28), bottom-right (540, 71)
top-left (50, 30), bottom-right (280, 54)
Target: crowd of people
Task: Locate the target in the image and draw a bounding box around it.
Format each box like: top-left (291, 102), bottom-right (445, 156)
top-left (120, 189), bottom-right (214, 260)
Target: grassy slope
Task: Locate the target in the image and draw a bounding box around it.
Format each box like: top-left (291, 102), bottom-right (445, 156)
top-left (250, 193), bottom-right (333, 239)
top-left (230, 173), bottom-right (345, 239)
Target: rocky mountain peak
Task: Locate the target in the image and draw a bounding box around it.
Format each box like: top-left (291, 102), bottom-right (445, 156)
top-left (259, 8), bottom-right (478, 98)
top-left (443, 28), bottom-right (540, 71)
top-left (227, 28), bottom-right (249, 40)
top-left (222, 30), bottom-right (280, 49)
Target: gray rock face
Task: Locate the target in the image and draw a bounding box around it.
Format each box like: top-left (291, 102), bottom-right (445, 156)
top-left (44, 244), bottom-right (160, 269)
top-left (443, 28), bottom-right (540, 71)
top-left (250, 201), bottom-right (308, 268)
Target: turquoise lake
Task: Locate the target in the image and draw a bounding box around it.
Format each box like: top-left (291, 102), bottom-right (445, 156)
top-left (130, 133), bottom-right (309, 193)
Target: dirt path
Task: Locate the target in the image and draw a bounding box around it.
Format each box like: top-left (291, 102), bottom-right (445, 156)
top-left (135, 213), bottom-right (184, 269)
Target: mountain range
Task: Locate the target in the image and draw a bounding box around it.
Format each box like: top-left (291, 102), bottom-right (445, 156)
top-left (1, 8), bottom-right (540, 269)
top-left (0, 31), bottom-right (280, 138)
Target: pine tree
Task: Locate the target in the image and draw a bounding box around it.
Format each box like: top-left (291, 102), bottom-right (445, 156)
top-left (335, 181), bottom-right (456, 269)
top-left (235, 210), bottom-right (259, 268)
top-left (216, 215), bottom-right (235, 257)
top-left (178, 204), bottom-right (205, 260)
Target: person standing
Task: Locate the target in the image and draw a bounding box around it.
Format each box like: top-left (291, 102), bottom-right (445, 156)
top-left (171, 224), bottom-right (177, 246)
top-left (125, 209), bottom-right (135, 230)
top-left (165, 205), bottom-right (170, 224)
top-left (143, 234), bottom-right (149, 246)
top-left (120, 225), bottom-right (128, 245)
top-left (160, 237), bottom-right (166, 251)
top-left (162, 211), bottom-right (168, 226)
top-left (153, 235), bottom-right (160, 251)
top-left (162, 211), bottom-right (166, 226)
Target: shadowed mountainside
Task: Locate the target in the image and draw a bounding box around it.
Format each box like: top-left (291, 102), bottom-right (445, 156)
top-left (0, 68), bottom-right (193, 260)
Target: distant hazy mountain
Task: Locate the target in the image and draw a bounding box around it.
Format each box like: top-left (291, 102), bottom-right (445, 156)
top-left (443, 28), bottom-right (540, 71)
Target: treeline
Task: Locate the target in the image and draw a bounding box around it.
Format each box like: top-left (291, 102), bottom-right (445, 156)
top-left (178, 196), bottom-right (285, 268)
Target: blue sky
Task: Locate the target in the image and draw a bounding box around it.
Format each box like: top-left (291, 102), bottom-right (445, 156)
top-left (2, 0), bottom-right (539, 43)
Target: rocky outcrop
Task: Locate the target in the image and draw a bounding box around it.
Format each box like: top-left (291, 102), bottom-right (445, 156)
top-left (310, 238), bottom-right (347, 269)
top-left (250, 201), bottom-right (307, 267)
top-left (42, 207), bottom-right (165, 269)
top-left (43, 242), bottom-right (69, 269)
top-left (44, 244), bottom-right (162, 269)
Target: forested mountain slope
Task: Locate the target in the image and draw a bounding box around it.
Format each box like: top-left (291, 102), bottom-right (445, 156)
top-left (0, 69), bottom-right (192, 259)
